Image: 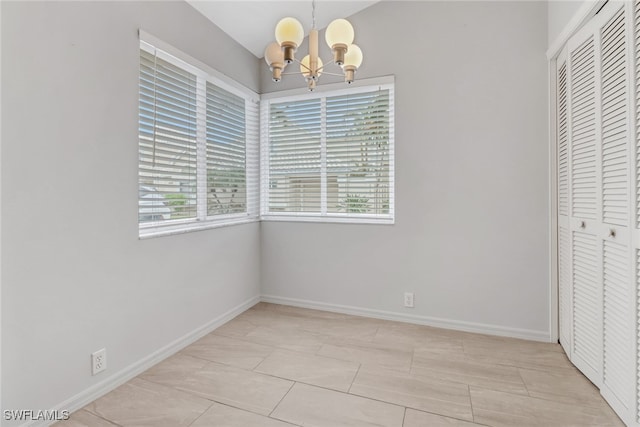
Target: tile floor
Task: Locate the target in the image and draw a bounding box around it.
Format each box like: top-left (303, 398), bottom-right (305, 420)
top-left (55, 303), bottom-right (625, 427)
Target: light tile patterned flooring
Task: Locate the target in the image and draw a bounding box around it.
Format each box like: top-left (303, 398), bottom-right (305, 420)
top-left (56, 303), bottom-right (625, 427)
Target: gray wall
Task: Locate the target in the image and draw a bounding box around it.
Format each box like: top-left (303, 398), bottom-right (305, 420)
top-left (1, 1), bottom-right (261, 421)
top-left (260, 1), bottom-right (551, 337)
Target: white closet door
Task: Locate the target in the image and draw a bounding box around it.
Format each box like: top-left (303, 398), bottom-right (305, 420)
top-left (633, 2), bottom-right (640, 424)
top-left (599, 3), bottom-right (634, 419)
top-left (561, 2), bottom-right (637, 423)
top-left (559, 2), bottom-right (639, 424)
top-left (557, 49), bottom-right (573, 358)
top-left (567, 21), bottom-right (603, 385)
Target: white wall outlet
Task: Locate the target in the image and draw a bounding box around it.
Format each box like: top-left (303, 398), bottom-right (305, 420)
top-left (91, 348), bottom-right (107, 375)
top-left (404, 292), bottom-right (414, 308)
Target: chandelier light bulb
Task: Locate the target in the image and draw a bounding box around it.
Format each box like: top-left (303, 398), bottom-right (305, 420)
top-left (325, 18), bottom-right (354, 65)
top-left (275, 17), bottom-right (304, 63)
top-left (342, 44), bottom-right (363, 84)
top-left (264, 42), bottom-right (283, 65)
top-left (325, 18), bottom-right (355, 48)
top-left (300, 54), bottom-right (323, 78)
top-left (343, 44), bottom-right (363, 69)
top-left (264, 42), bottom-right (285, 82)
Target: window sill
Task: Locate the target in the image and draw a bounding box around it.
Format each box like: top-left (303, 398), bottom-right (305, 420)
top-left (139, 213), bottom-right (393, 239)
top-left (260, 214), bottom-right (394, 225)
top-left (139, 216), bottom-right (258, 239)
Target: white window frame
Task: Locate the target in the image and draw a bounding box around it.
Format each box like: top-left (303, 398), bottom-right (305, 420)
top-left (260, 76), bottom-right (395, 225)
top-left (138, 31), bottom-right (260, 239)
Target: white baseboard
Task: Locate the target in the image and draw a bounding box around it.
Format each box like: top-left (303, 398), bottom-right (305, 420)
top-left (260, 295), bottom-right (551, 343)
top-left (23, 295), bottom-right (260, 427)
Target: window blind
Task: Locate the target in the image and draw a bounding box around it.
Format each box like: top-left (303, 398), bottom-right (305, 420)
top-left (139, 49), bottom-right (198, 223)
top-left (326, 90), bottom-right (390, 215)
top-left (206, 82), bottom-right (246, 216)
top-left (262, 83), bottom-right (394, 223)
top-left (268, 98), bottom-right (322, 213)
top-left (138, 39), bottom-right (259, 237)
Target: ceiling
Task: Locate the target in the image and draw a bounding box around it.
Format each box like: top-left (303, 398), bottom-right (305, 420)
top-left (186, 1), bottom-right (380, 58)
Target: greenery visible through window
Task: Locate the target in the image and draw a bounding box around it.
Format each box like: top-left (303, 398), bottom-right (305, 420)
top-left (206, 82), bottom-right (247, 216)
top-left (263, 85), bottom-right (394, 222)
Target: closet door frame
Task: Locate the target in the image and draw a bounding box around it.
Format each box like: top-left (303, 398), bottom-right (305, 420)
top-left (555, 46), bottom-right (570, 356)
top-left (550, 49), bottom-right (560, 348)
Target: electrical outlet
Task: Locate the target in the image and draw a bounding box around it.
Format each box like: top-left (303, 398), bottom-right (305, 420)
top-left (404, 292), bottom-right (414, 308)
top-left (92, 348), bottom-right (107, 375)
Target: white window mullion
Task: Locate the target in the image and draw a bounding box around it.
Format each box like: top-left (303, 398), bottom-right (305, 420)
top-left (260, 99), bottom-right (271, 217)
top-left (320, 97), bottom-right (327, 215)
top-left (246, 99), bottom-right (260, 218)
top-left (388, 85), bottom-right (396, 220)
top-left (196, 74), bottom-right (208, 221)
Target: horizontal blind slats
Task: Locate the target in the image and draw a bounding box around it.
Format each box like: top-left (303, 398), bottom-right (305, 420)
top-left (266, 87), bottom-right (393, 218)
top-left (268, 98), bottom-right (321, 213)
top-left (326, 90), bottom-right (390, 215)
top-left (139, 43), bottom-right (257, 229)
top-left (206, 82), bottom-right (247, 216)
top-left (139, 50), bottom-right (199, 224)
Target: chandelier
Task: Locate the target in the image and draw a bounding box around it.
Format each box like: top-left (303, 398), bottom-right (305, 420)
top-left (264, 1), bottom-right (363, 91)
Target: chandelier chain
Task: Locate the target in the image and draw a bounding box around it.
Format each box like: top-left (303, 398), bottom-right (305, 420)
top-left (312, 0), bottom-right (316, 29)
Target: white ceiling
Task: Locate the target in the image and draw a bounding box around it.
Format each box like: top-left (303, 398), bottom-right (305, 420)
top-left (187, 1), bottom-right (380, 58)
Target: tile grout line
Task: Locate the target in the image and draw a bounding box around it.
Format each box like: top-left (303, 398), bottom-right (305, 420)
top-left (268, 380), bottom-right (296, 418)
top-left (409, 342), bottom-right (416, 372)
top-left (185, 400), bottom-right (216, 427)
top-left (467, 384), bottom-right (475, 424)
top-left (402, 407), bottom-right (488, 426)
top-left (251, 347), bottom-right (278, 372)
top-left (516, 367), bottom-right (532, 398)
top-left (347, 386), bottom-right (475, 423)
top-left (206, 401), bottom-right (302, 427)
top-left (347, 363), bottom-right (362, 394)
top-left (136, 361), bottom-right (290, 422)
top-left (263, 344), bottom-right (368, 365)
top-left (81, 409), bottom-right (126, 427)
top-left (273, 379), bottom-right (405, 411)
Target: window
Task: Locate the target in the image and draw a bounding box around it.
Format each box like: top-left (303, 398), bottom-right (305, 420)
top-left (261, 82), bottom-right (394, 223)
top-left (138, 39), bottom-right (259, 237)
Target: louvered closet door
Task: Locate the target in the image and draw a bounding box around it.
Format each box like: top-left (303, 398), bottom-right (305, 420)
top-left (567, 17), bottom-right (604, 386)
top-left (599, 3), bottom-right (634, 421)
top-left (557, 48), bottom-right (573, 358)
top-left (561, 2), bottom-right (637, 424)
top-left (633, 2), bottom-right (640, 425)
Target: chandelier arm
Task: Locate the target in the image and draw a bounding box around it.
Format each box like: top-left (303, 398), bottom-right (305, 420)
top-left (318, 71), bottom-right (345, 77)
top-left (291, 58), bottom-right (305, 66)
top-left (316, 58), bottom-right (336, 71)
top-left (298, 60), bottom-right (311, 72)
top-left (280, 71), bottom-right (344, 77)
